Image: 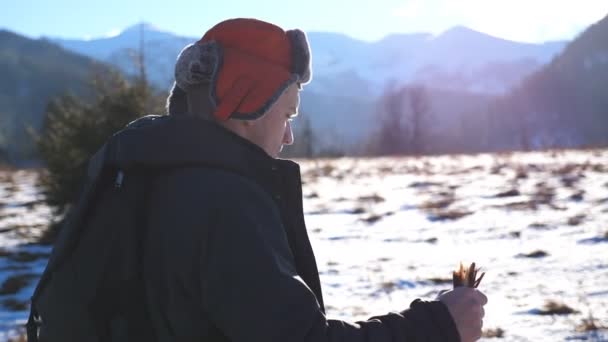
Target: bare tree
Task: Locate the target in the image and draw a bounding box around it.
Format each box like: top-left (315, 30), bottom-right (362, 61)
top-left (407, 85), bottom-right (430, 155)
top-left (377, 85), bottom-right (406, 155)
top-left (281, 113), bottom-right (315, 158)
top-left (375, 84), bottom-right (431, 155)
top-left (300, 114), bottom-right (314, 158)
top-left (138, 23), bottom-right (146, 85)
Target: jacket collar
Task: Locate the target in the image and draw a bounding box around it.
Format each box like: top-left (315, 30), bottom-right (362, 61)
top-left (106, 114), bottom-right (300, 182)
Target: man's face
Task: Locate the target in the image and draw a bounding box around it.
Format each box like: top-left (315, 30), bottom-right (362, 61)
top-left (245, 84), bottom-right (299, 158)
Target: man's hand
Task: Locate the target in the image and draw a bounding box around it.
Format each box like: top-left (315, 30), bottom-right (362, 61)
top-left (438, 287), bottom-right (487, 342)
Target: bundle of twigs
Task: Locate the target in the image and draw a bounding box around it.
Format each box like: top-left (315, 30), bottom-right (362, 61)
top-left (453, 262), bottom-right (485, 288)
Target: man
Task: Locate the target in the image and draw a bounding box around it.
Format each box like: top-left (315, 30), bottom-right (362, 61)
top-left (64, 18), bottom-right (484, 341)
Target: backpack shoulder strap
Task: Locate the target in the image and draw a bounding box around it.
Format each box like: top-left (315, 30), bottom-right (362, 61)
top-left (27, 144), bottom-right (112, 341)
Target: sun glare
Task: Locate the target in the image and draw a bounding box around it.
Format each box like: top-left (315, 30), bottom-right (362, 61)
top-left (394, 0), bottom-right (608, 43)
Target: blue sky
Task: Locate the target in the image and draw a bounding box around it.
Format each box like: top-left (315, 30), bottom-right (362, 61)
top-left (2, 0), bottom-right (607, 43)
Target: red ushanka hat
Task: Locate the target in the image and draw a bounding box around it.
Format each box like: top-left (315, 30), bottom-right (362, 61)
top-left (174, 18), bottom-right (312, 121)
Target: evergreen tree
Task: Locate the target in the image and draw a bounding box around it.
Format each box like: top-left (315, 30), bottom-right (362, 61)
top-left (37, 71), bottom-right (164, 217)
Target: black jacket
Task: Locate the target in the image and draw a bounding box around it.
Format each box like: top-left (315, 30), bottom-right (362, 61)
top-left (106, 114), bottom-right (460, 341)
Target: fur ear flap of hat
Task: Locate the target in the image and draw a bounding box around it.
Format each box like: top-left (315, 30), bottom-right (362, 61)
top-left (174, 41), bottom-right (221, 93)
top-left (286, 29), bottom-right (312, 85)
top-left (172, 18), bottom-right (312, 121)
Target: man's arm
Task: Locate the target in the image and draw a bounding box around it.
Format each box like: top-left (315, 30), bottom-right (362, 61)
top-left (201, 185), bottom-right (460, 342)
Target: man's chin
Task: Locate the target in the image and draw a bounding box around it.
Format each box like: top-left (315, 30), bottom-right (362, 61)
top-left (275, 145), bottom-right (284, 158)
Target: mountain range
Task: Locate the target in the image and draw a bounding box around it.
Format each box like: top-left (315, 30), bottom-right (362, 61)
top-left (2, 16), bottom-right (607, 162)
top-left (52, 23), bottom-right (567, 96)
top-left (487, 13), bottom-right (608, 150)
top-left (0, 30), bottom-right (111, 162)
top-left (50, 23), bottom-right (570, 155)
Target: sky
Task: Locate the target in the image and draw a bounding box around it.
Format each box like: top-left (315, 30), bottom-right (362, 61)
top-left (1, 0), bottom-right (607, 43)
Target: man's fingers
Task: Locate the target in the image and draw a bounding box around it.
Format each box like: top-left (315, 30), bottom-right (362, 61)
top-left (470, 302), bottom-right (484, 320)
top-left (471, 318), bottom-right (484, 341)
top-left (468, 289), bottom-right (488, 306)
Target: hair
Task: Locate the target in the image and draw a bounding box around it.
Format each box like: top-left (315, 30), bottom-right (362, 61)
top-left (166, 82), bottom-right (188, 116)
top-left (166, 82), bottom-right (217, 122)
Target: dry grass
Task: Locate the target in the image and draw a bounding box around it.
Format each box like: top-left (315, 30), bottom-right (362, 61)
top-left (554, 163), bottom-right (579, 176)
top-left (3, 181), bottom-right (19, 195)
top-left (409, 181), bottom-right (443, 188)
top-left (420, 196), bottom-right (455, 210)
top-left (0, 248), bottom-right (12, 257)
top-left (357, 194), bottom-right (385, 203)
top-left (7, 332), bottom-right (27, 342)
top-left (380, 280), bottom-right (397, 293)
top-left (482, 327), bottom-right (506, 338)
top-left (2, 298), bottom-right (29, 311)
top-left (318, 164), bottom-right (336, 177)
top-left (494, 189), bottom-right (520, 198)
top-left (305, 191), bottom-right (319, 199)
top-left (427, 276), bottom-right (452, 285)
top-left (489, 163), bottom-right (506, 175)
top-left (361, 214), bottom-right (383, 224)
top-left (567, 214), bottom-right (587, 226)
top-left (4, 250), bottom-right (49, 263)
top-left (495, 200), bottom-right (539, 211)
top-left (517, 250), bottom-right (549, 258)
top-left (528, 222), bottom-right (550, 229)
top-left (0, 274), bottom-right (37, 295)
top-left (428, 209), bottom-right (472, 221)
top-left (560, 175), bottom-right (583, 188)
top-left (349, 207), bottom-right (367, 214)
top-left (536, 300), bottom-right (578, 315)
top-left (569, 190), bottom-right (585, 201)
top-left (576, 313), bottom-right (608, 332)
top-left (514, 165), bottom-right (529, 180)
top-left (532, 183), bottom-right (556, 204)
top-left (509, 231), bottom-right (521, 238)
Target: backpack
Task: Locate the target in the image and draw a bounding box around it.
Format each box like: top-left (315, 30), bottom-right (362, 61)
top-left (27, 143), bottom-right (158, 342)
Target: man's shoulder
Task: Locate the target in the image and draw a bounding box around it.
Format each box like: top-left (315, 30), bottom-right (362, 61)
top-left (161, 166), bottom-right (273, 205)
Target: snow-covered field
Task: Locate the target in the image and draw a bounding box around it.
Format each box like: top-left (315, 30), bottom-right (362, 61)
top-left (1, 149), bottom-right (607, 341)
top-left (0, 170), bottom-right (52, 341)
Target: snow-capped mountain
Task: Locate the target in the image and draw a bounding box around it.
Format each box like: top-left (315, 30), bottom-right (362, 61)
top-left (53, 23), bottom-right (193, 88)
top-left (308, 26), bottom-right (566, 95)
top-left (51, 23), bottom-right (567, 96)
top-left (49, 23), bottom-right (570, 155)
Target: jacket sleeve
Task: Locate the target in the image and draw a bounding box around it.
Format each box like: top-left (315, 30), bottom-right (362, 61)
top-left (202, 186), bottom-right (460, 342)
